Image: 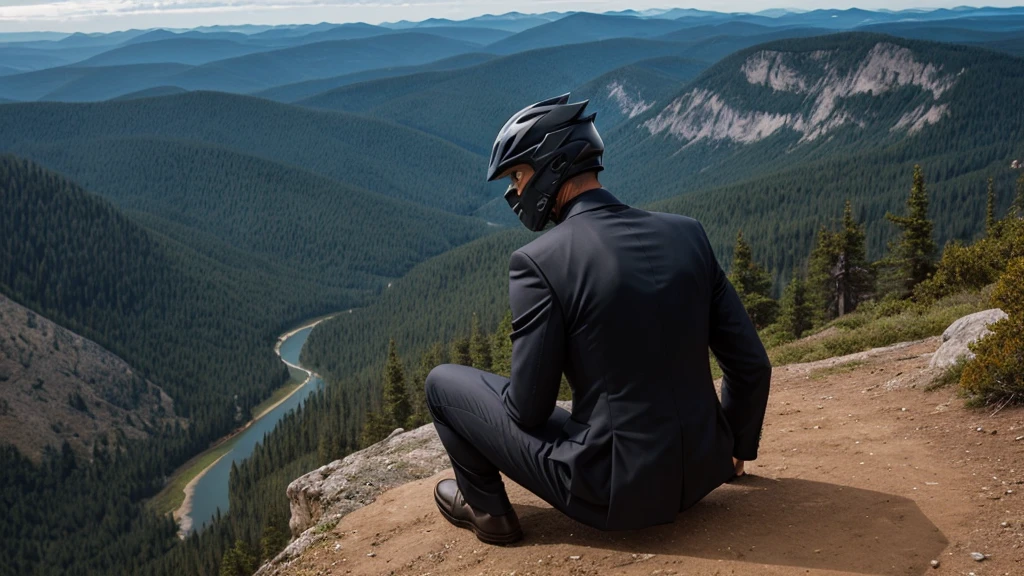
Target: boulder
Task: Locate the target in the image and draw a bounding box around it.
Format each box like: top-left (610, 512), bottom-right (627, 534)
top-left (929, 308), bottom-right (1007, 369)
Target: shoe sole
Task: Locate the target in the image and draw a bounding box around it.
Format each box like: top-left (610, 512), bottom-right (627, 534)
top-left (433, 491), bottom-right (524, 545)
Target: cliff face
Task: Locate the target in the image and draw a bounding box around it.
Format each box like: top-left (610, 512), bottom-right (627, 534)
top-left (0, 293), bottom-right (179, 461)
top-left (644, 41), bottom-right (960, 145)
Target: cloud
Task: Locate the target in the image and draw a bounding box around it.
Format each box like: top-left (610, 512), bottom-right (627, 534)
top-left (0, 0), bottom-right (461, 22)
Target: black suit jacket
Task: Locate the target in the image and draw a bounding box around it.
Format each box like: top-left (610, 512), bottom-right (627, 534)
top-left (501, 188), bottom-right (771, 531)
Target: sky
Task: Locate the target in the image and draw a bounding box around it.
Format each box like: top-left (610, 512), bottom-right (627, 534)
top-left (0, 0), bottom-right (1021, 33)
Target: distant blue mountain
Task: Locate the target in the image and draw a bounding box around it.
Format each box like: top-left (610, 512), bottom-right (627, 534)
top-left (253, 52), bottom-right (497, 103)
top-left (74, 38), bottom-right (272, 67)
top-left (486, 12), bottom-right (693, 54)
top-left (110, 86), bottom-right (189, 100)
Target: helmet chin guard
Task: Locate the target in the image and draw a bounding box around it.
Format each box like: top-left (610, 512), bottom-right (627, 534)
top-left (488, 94), bottom-right (604, 231)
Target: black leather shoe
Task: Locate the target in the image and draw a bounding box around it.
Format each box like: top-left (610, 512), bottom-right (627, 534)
top-left (433, 479), bottom-right (523, 545)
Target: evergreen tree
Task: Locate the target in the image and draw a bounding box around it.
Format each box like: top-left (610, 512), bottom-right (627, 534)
top-left (259, 514), bottom-right (288, 562)
top-left (777, 273), bottom-right (814, 339)
top-left (808, 225), bottom-right (840, 325)
top-left (808, 202), bottom-right (874, 321)
top-left (490, 311), bottom-right (514, 377)
top-left (469, 313), bottom-right (492, 371)
top-left (837, 200), bottom-right (875, 315)
top-left (382, 338), bottom-right (411, 430)
top-left (884, 164), bottom-right (937, 297)
top-left (359, 411), bottom-right (391, 448)
top-left (220, 540), bottom-right (257, 576)
top-left (728, 230), bottom-right (778, 329)
top-left (986, 177), bottom-right (997, 236)
top-left (449, 337), bottom-right (471, 366)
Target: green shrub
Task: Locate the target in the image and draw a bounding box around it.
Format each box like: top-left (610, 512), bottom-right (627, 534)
top-left (959, 257), bottom-right (1024, 405)
top-left (769, 290), bottom-right (988, 366)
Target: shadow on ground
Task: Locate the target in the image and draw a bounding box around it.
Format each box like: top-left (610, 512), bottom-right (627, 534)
top-left (514, 475), bottom-right (947, 576)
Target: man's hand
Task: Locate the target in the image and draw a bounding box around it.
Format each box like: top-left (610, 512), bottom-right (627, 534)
top-left (733, 457), bottom-right (745, 477)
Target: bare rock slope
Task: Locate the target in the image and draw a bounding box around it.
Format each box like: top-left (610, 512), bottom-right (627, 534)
top-left (0, 293), bottom-right (178, 461)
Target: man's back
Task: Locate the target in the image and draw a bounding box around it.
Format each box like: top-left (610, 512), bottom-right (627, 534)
top-left (506, 188), bottom-right (772, 530)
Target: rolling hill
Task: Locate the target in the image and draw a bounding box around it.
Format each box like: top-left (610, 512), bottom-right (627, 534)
top-left (0, 63), bottom-right (191, 102)
top-left (10, 136), bottom-right (490, 284)
top-left (0, 92), bottom-right (491, 213)
top-left (73, 37), bottom-right (273, 67)
top-left (253, 52), bottom-right (497, 103)
top-left (298, 38), bottom-right (713, 154)
top-left (169, 32), bottom-right (480, 92)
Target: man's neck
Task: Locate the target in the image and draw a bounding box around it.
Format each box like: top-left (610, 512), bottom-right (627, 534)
top-left (554, 173), bottom-right (602, 220)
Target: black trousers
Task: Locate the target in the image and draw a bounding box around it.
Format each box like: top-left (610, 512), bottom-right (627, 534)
top-left (424, 363), bottom-right (572, 517)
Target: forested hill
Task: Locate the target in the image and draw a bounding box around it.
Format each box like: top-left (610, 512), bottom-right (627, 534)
top-left (11, 136), bottom-right (490, 286)
top-left (0, 91), bottom-right (491, 214)
top-left (604, 33), bottom-right (1024, 206)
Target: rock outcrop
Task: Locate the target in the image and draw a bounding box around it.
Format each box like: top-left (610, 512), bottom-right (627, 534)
top-left (259, 424), bottom-right (447, 575)
top-left (257, 401), bottom-right (571, 575)
top-left (929, 308), bottom-right (1007, 369)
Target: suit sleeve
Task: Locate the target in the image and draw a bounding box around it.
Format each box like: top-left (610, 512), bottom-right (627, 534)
top-left (699, 223), bottom-right (772, 461)
top-left (502, 250), bottom-right (565, 429)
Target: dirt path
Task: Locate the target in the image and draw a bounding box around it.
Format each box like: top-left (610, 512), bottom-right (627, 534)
top-left (284, 337), bottom-right (1024, 576)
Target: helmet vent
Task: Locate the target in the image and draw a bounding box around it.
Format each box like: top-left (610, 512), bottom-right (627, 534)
top-left (516, 112), bottom-right (544, 124)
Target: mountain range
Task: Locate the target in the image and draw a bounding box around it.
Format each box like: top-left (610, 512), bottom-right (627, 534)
top-left (2, 6), bottom-right (1024, 576)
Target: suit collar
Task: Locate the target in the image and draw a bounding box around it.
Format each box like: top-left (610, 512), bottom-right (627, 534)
top-left (555, 188), bottom-right (625, 223)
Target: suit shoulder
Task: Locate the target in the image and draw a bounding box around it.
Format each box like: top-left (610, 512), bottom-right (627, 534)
top-left (513, 225), bottom-right (570, 265)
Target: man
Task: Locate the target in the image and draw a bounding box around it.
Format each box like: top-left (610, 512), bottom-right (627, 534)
top-left (425, 94), bottom-right (771, 544)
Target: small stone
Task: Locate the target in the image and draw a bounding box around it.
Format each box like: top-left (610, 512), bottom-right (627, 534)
top-left (1001, 521), bottom-right (1010, 527)
top-left (970, 552), bottom-right (986, 561)
top-left (367, 552), bottom-right (376, 558)
top-left (569, 555), bottom-right (581, 560)
top-left (930, 559), bottom-right (940, 568)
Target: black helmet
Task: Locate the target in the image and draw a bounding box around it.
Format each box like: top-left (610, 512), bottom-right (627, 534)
top-left (487, 93), bottom-right (604, 231)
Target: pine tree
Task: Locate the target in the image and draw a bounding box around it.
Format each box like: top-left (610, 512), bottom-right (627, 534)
top-left (382, 338), bottom-right (410, 430)
top-left (884, 164), bottom-right (937, 298)
top-left (808, 225), bottom-right (840, 325)
top-left (837, 200), bottom-right (874, 315)
top-left (359, 410), bottom-right (391, 448)
top-left (449, 337), bottom-right (471, 366)
top-left (490, 311), bottom-right (514, 377)
top-left (469, 313), bottom-right (492, 371)
top-left (220, 540), bottom-right (257, 576)
top-left (728, 230), bottom-right (778, 329)
top-left (260, 514), bottom-right (288, 562)
top-left (807, 202), bottom-right (874, 322)
top-left (777, 273), bottom-right (814, 339)
top-left (986, 177), bottom-right (997, 236)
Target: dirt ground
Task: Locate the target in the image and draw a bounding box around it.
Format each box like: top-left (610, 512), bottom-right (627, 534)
top-left (284, 337), bottom-right (1024, 576)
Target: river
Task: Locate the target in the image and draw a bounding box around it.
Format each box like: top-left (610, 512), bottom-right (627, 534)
top-left (181, 318), bottom-right (328, 533)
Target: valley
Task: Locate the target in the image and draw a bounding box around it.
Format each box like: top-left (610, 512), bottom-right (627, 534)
top-left (2, 6), bottom-right (1024, 576)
